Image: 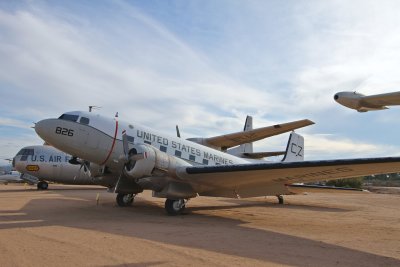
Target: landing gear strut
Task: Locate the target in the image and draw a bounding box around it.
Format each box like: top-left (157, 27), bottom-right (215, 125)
top-left (165, 199), bottom-right (186, 215)
top-left (277, 195), bottom-right (284, 204)
top-left (116, 193), bottom-right (135, 207)
top-left (37, 181), bottom-right (48, 190)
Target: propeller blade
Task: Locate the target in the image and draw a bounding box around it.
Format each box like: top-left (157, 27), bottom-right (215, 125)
top-left (122, 130), bottom-right (129, 156)
top-left (83, 161), bottom-right (91, 177)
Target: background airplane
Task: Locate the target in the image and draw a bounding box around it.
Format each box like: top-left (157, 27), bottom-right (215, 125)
top-left (13, 145), bottom-right (117, 190)
top-left (334, 91), bottom-right (400, 112)
top-left (34, 111), bottom-right (400, 215)
top-left (0, 170), bottom-right (23, 184)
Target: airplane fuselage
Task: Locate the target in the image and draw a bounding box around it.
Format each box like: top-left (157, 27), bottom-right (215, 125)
top-left (14, 145), bottom-right (116, 187)
top-left (35, 111), bottom-right (250, 174)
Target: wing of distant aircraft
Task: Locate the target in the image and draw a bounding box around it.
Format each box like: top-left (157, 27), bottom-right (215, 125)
top-left (0, 171), bottom-right (23, 184)
top-left (361, 91), bottom-right (400, 106)
top-left (334, 91), bottom-right (400, 112)
top-left (188, 119), bottom-right (314, 149)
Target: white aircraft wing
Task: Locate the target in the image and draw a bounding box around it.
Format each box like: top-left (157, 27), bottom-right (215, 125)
top-left (361, 91), bottom-right (400, 107)
top-left (201, 119), bottom-right (314, 149)
top-left (177, 157), bottom-right (400, 198)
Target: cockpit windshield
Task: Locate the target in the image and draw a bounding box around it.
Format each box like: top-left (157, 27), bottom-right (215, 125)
top-left (16, 148), bottom-right (34, 161)
top-left (16, 148), bottom-right (34, 156)
top-left (58, 114), bottom-right (79, 122)
top-left (79, 117), bottom-right (90, 125)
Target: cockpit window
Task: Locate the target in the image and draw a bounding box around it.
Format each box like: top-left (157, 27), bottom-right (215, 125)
top-left (79, 117), bottom-right (90, 125)
top-left (58, 114), bottom-right (79, 122)
top-left (16, 149), bottom-right (34, 156)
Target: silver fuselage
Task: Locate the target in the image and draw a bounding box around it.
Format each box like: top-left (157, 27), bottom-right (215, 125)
top-left (34, 111), bottom-right (250, 174)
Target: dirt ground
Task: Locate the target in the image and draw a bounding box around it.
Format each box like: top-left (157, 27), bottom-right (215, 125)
top-left (0, 184), bottom-right (399, 267)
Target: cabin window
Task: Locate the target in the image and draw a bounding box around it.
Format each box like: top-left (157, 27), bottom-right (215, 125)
top-left (160, 146), bottom-right (167, 152)
top-left (189, 155), bottom-right (196, 162)
top-left (79, 117), bottom-right (90, 125)
top-left (126, 135), bottom-right (135, 143)
top-left (144, 141), bottom-right (151, 145)
top-left (58, 114), bottom-right (79, 122)
top-left (175, 150), bottom-right (182, 157)
top-left (202, 159), bottom-right (209, 165)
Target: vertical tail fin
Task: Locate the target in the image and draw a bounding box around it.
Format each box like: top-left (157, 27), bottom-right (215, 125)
top-left (282, 132), bottom-right (304, 162)
top-left (240, 115), bottom-right (253, 153)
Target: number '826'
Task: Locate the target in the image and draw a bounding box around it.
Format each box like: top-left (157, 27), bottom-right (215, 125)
top-left (55, 127), bottom-right (74, 136)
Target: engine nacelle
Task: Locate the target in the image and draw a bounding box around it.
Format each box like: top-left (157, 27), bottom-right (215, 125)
top-left (124, 144), bottom-right (189, 179)
top-left (334, 91), bottom-right (363, 110)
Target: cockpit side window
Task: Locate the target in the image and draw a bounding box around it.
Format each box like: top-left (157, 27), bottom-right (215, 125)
top-left (79, 117), bottom-right (90, 125)
top-left (58, 114), bottom-right (79, 122)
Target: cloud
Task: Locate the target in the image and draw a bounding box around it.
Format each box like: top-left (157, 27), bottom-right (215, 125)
top-left (0, 117), bottom-right (32, 129)
top-left (1, 1), bottom-right (400, 160)
top-left (304, 134), bottom-right (400, 159)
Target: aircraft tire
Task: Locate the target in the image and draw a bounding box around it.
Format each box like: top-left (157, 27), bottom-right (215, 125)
top-left (165, 199), bottom-right (185, 215)
top-left (37, 181), bottom-right (48, 190)
top-left (277, 195), bottom-right (284, 204)
top-left (116, 193), bottom-right (134, 207)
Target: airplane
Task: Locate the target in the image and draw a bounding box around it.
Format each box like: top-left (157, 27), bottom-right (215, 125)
top-left (33, 111), bottom-right (400, 215)
top-left (13, 145), bottom-right (117, 190)
top-left (0, 170), bottom-right (23, 184)
top-left (334, 91), bottom-right (400, 112)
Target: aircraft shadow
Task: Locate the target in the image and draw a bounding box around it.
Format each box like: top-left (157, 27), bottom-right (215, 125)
top-left (192, 199), bottom-right (351, 213)
top-left (0, 192), bottom-right (398, 267)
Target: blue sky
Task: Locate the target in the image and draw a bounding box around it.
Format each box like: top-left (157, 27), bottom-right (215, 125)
top-left (1, 0), bottom-right (400, 163)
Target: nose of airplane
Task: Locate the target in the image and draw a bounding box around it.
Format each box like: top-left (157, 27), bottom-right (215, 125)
top-left (34, 119), bottom-right (50, 141)
top-left (334, 94), bottom-right (339, 100)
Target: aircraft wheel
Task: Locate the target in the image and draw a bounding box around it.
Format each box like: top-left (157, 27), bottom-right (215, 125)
top-left (277, 195), bottom-right (284, 204)
top-left (37, 181), bottom-right (48, 190)
top-left (116, 193), bottom-right (134, 207)
top-left (165, 199), bottom-right (185, 215)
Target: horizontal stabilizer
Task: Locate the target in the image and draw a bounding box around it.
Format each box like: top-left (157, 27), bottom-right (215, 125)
top-left (242, 151), bottom-right (286, 159)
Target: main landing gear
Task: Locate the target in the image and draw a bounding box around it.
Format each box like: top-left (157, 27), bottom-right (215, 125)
top-left (116, 193), bottom-right (135, 207)
top-left (37, 181), bottom-right (48, 190)
top-left (277, 195), bottom-right (284, 204)
top-left (165, 199), bottom-right (186, 215)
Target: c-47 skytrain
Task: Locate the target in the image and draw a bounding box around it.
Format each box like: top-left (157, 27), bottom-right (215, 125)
top-left (32, 111), bottom-right (400, 215)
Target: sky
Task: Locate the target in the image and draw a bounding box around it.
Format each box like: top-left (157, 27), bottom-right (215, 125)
top-left (1, 0), bottom-right (400, 164)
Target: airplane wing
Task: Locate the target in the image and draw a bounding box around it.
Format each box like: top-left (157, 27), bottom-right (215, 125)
top-left (176, 157), bottom-right (400, 198)
top-left (361, 91), bottom-right (400, 107)
top-left (197, 119), bottom-right (314, 149)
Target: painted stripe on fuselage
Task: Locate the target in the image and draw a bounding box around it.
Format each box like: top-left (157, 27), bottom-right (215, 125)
top-left (100, 120), bottom-right (119, 166)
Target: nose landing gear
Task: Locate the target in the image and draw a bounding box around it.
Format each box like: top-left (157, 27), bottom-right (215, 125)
top-left (116, 193), bottom-right (135, 207)
top-left (165, 199), bottom-right (186, 215)
top-left (37, 181), bottom-right (48, 190)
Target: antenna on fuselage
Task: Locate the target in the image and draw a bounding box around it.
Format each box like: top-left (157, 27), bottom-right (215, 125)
top-left (89, 106), bottom-right (101, 112)
top-left (176, 125), bottom-right (181, 138)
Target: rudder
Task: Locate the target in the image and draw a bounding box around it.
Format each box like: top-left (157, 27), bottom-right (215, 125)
top-left (281, 132), bottom-right (304, 162)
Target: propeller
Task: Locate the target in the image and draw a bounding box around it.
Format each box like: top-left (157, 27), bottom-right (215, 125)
top-left (176, 125), bottom-right (181, 138)
top-left (114, 130), bottom-right (147, 193)
top-left (115, 130), bottom-right (132, 193)
top-left (69, 156), bottom-right (91, 180)
top-left (121, 130), bottom-right (144, 171)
